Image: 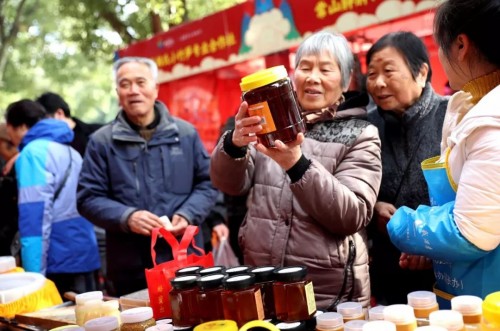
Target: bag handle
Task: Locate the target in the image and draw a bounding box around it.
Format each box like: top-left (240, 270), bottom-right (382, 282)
top-left (150, 225), bottom-right (205, 267)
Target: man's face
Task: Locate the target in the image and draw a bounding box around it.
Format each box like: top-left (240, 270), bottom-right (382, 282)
top-left (116, 62), bottom-right (159, 124)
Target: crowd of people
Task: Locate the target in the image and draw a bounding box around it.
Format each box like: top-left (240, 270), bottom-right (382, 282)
top-left (1, 0), bottom-right (499, 310)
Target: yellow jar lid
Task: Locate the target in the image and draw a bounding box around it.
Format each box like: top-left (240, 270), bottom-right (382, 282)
top-left (240, 65), bottom-right (288, 92)
top-left (194, 320), bottom-right (238, 331)
top-left (239, 320), bottom-right (280, 331)
top-left (483, 292), bottom-right (500, 325)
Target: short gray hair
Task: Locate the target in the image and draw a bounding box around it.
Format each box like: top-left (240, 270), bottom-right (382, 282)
top-left (113, 56), bottom-right (159, 84)
top-left (295, 31), bottom-right (353, 90)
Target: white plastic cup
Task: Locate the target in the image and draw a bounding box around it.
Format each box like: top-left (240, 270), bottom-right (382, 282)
top-left (337, 302), bottom-right (365, 321)
top-left (84, 316), bottom-right (119, 331)
top-left (363, 321), bottom-right (397, 331)
top-left (407, 291), bottom-right (439, 319)
top-left (316, 312), bottom-right (344, 331)
top-left (451, 295), bottom-right (483, 325)
top-left (368, 306), bottom-right (386, 321)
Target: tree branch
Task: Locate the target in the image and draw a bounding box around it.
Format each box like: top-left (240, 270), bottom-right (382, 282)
top-left (99, 9), bottom-right (135, 43)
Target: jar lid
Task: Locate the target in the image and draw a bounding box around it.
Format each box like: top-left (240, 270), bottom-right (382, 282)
top-left (75, 291), bottom-right (103, 305)
top-left (383, 304), bottom-right (415, 324)
top-left (239, 320), bottom-right (279, 331)
top-left (407, 291), bottom-right (437, 309)
top-left (414, 327), bottom-right (448, 331)
top-left (0, 256), bottom-right (16, 273)
top-left (429, 310), bottom-right (464, 331)
top-left (84, 316), bottom-right (119, 331)
top-left (146, 325), bottom-right (174, 331)
top-left (193, 320), bottom-right (238, 331)
top-left (176, 266), bottom-right (203, 276)
top-left (274, 266), bottom-right (307, 282)
top-left (344, 320), bottom-right (368, 331)
top-left (451, 295), bottom-right (483, 315)
top-left (362, 321), bottom-right (396, 331)
top-left (225, 266), bottom-right (251, 276)
top-left (223, 274), bottom-right (256, 290)
top-left (483, 292), bottom-right (500, 325)
top-left (171, 275), bottom-right (198, 290)
top-left (49, 326), bottom-right (85, 331)
top-left (156, 319), bottom-right (173, 325)
top-left (316, 312), bottom-right (343, 330)
top-left (275, 322), bottom-right (306, 331)
top-left (368, 306), bottom-right (385, 321)
top-left (197, 274), bottom-right (225, 290)
top-left (337, 302), bottom-right (363, 318)
top-left (250, 266), bottom-right (276, 283)
top-left (240, 65), bottom-right (288, 92)
top-left (120, 307), bottom-right (154, 324)
top-left (198, 266), bottom-right (226, 276)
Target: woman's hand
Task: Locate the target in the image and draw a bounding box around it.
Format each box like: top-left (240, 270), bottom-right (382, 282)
top-left (255, 133), bottom-right (305, 170)
top-left (399, 253), bottom-right (433, 270)
top-left (232, 101), bottom-right (263, 147)
top-left (374, 201), bottom-right (397, 235)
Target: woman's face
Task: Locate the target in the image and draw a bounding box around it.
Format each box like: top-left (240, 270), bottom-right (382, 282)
top-left (294, 51), bottom-right (343, 111)
top-left (366, 47), bottom-right (426, 115)
top-left (6, 124), bottom-right (27, 147)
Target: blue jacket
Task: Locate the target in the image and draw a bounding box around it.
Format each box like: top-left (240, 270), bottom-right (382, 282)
top-left (77, 101), bottom-right (217, 287)
top-left (16, 119), bottom-right (100, 275)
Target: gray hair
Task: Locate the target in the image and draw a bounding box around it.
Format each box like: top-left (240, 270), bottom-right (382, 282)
top-left (113, 56), bottom-right (159, 84)
top-left (295, 31), bottom-right (353, 90)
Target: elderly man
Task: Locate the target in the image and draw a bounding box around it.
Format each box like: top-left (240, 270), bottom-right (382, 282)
top-left (77, 56), bottom-right (218, 296)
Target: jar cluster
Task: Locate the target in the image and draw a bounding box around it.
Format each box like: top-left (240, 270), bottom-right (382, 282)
top-left (169, 265), bottom-right (317, 328)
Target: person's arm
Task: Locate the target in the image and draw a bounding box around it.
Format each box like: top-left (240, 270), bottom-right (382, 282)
top-left (290, 125), bottom-right (382, 236)
top-left (388, 127), bottom-right (500, 261)
top-left (16, 143), bottom-right (54, 274)
top-left (77, 137), bottom-right (137, 232)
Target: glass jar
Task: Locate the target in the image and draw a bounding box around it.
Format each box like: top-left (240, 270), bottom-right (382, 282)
top-left (169, 275), bottom-right (199, 327)
top-left (221, 273), bottom-right (265, 327)
top-left (198, 266), bottom-right (226, 277)
top-left (75, 291), bottom-right (104, 326)
top-left (337, 302), bottom-right (365, 323)
top-left (240, 65), bottom-right (305, 148)
top-left (84, 316), bottom-right (119, 331)
top-left (175, 266), bottom-right (203, 277)
top-left (273, 266), bottom-right (316, 322)
top-left (120, 307), bottom-right (156, 331)
top-left (250, 266), bottom-right (276, 320)
top-left (316, 312), bottom-right (344, 331)
top-left (451, 295), bottom-right (482, 326)
top-left (407, 291), bottom-right (439, 319)
top-left (225, 266), bottom-right (251, 277)
top-left (383, 304), bottom-right (417, 331)
top-left (197, 273), bottom-right (226, 323)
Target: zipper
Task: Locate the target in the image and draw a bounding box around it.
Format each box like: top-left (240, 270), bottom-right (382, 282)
top-left (133, 162), bottom-right (140, 197)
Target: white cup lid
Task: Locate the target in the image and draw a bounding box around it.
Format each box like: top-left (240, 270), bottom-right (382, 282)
top-left (121, 307), bottom-right (154, 324)
top-left (84, 316), bottom-right (119, 331)
top-left (407, 291), bottom-right (437, 308)
top-left (429, 310), bottom-right (464, 331)
top-left (345, 320), bottom-right (368, 331)
top-left (362, 321), bottom-right (396, 331)
top-left (451, 295), bottom-right (483, 315)
top-left (383, 304), bottom-right (416, 324)
top-left (146, 325), bottom-right (173, 331)
top-left (316, 312), bottom-right (344, 329)
top-left (75, 291), bottom-right (103, 305)
top-left (368, 306), bottom-right (385, 321)
top-left (337, 302), bottom-right (363, 317)
top-left (0, 256), bottom-right (16, 273)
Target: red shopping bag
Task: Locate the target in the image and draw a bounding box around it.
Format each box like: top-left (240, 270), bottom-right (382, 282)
top-left (145, 225), bottom-right (214, 319)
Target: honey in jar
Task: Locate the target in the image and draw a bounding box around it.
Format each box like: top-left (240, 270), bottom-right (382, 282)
top-left (196, 273), bottom-right (226, 323)
top-left (169, 275), bottom-right (199, 327)
top-left (250, 266), bottom-right (277, 320)
top-left (240, 65), bottom-right (305, 148)
top-left (273, 266), bottom-right (316, 322)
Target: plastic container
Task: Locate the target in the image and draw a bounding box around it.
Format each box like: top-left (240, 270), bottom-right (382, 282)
top-left (175, 266), bottom-right (203, 277)
top-left (383, 304), bottom-right (417, 331)
top-left (407, 291), bottom-right (439, 319)
top-left (84, 316), bottom-right (119, 331)
top-left (276, 321), bottom-right (308, 331)
top-left (345, 320), bottom-right (368, 331)
top-left (451, 295), bottom-right (482, 325)
top-left (250, 266), bottom-right (276, 320)
top-left (169, 275), bottom-right (199, 327)
top-left (273, 266), bottom-right (316, 322)
top-left (0, 256), bottom-right (17, 273)
top-left (146, 325), bottom-right (174, 331)
top-left (337, 302), bottom-right (365, 322)
top-left (120, 307), bottom-right (156, 331)
top-left (428, 310), bottom-right (464, 331)
top-left (482, 292), bottom-right (500, 331)
top-left (316, 312), bottom-right (344, 331)
top-left (240, 65), bottom-right (305, 148)
top-left (221, 274), bottom-right (264, 327)
top-left (193, 320), bottom-right (238, 331)
top-left (196, 274), bottom-right (225, 323)
top-left (368, 306), bottom-right (385, 321)
top-left (414, 327), bottom-right (447, 331)
top-left (49, 326), bottom-right (85, 331)
top-left (363, 321), bottom-right (396, 331)
top-left (75, 291), bottom-right (104, 326)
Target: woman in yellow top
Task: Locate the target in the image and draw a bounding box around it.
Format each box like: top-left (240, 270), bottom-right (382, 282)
top-left (387, 0), bottom-right (500, 307)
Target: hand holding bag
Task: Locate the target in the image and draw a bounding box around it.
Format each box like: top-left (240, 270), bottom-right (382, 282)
top-left (145, 225), bottom-right (214, 319)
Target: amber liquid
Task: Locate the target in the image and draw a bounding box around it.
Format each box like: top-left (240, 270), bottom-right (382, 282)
top-left (243, 78), bottom-right (305, 148)
top-left (197, 288), bottom-right (225, 323)
top-left (274, 280), bottom-right (315, 322)
top-left (221, 286), bottom-right (264, 327)
top-left (413, 305), bottom-right (438, 319)
top-left (169, 288), bottom-right (199, 327)
top-left (463, 314), bottom-right (481, 324)
top-left (395, 321), bottom-right (417, 331)
top-left (258, 281), bottom-right (276, 319)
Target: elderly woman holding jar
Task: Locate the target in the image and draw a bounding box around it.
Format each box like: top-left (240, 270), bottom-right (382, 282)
top-left (365, 31), bottom-right (449, 305)
top-left (210, 30), bottom-right (382, 310)
top-left (388, 0), bottom-right (500, 307)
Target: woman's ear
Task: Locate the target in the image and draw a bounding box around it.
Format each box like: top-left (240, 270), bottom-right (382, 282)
top-left (456, 34), bottom-right (470, 62)
top-left (417, 63), bottom-right (429, 88)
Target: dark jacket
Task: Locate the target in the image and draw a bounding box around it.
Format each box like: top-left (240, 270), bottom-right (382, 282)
top-left (77, 101), bottom-right (218, 294)
top-left (71, 117), bottom-right (102, 157)
top-left (211, 93), bottom-right (382, 309)
top-left (367, 83), bottom-right (449, 304)
top-left (0, 166), bottom-right (18, 256)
